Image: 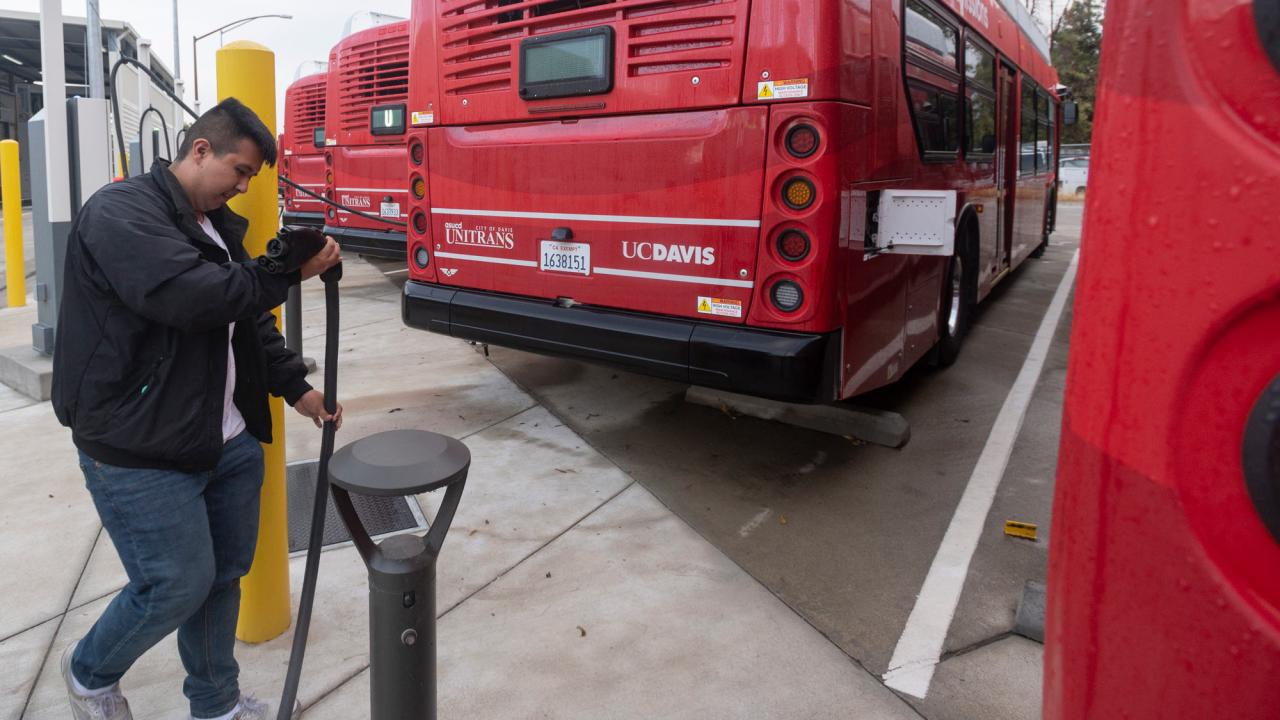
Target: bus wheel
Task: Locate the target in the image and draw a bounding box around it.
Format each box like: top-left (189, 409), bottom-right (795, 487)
top-left (935, 242), bottom-right (975, 366)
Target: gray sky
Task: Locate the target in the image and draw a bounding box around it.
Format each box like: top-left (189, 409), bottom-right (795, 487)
top-left (0, 0), bottom-right (410, 129)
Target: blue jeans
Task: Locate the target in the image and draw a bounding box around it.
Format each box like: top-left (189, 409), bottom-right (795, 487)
top-left (70, 431), bottom-right (264, 718)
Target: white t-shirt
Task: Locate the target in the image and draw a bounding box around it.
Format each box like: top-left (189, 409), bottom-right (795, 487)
top-left (197, 216), bottom-right (248, 444)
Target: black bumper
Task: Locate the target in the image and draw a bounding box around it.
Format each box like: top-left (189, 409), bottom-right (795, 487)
top-left (324, 225), bottom-right (406, 260)
top-left (402, 281), bottom-right (841, 403)
top-left (282, 210), bottom-right (325, 228)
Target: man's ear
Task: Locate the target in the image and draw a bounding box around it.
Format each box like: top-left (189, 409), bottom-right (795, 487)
top-left (191, 138), bottom-right (211, 161)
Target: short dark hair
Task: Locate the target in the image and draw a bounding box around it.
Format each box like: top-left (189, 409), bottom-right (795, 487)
top-left (175, 97), bottom-right (277, 167)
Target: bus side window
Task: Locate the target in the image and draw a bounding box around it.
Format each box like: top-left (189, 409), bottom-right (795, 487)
top-left (1020, 80), bottom-right (1037, 175)
top-left (909, 82), bottom-right (960, 156)
top-left (1039, 89), bottom-right (1056, 171)
top-left (905, 0), bottom-right (962, 161)
top-left (964, 38), bottom-right (997, 160)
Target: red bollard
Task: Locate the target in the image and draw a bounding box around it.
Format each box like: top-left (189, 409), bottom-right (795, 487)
top-left (1044, 2), bottom-right (1280, 718)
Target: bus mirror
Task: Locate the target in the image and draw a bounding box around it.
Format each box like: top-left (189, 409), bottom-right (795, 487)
top-left (1063, 100), bottom-right (1079, 126)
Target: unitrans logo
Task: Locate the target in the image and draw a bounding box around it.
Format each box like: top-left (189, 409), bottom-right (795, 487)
top-left (963, 0), bottom-right (989, 27)
top-left (623, 242), bottom-right (715, 266)
top-left (444, 222), bottom-right (516, 250)
top-left (339, 194), bottom-right (371, 209)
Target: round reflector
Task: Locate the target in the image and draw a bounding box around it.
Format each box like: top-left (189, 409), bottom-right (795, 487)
top-left (325, 171), bottom-right (334, 185)
top-left (412, 211), bottom-right (428, 234)
top-left (324, 152), bottom-right (332, 166)
top-left (771, 280), bottom-right (804, 312)
top-left (413, 246), bottom-right (431, 269)
top-left (785, 124), bottom-right (819, 158)
top-left (326, 207), bottom-right (335, 220)
top-left (782, 178), bottom-right (815, 210)
top-left (410, 141), bottom-right (424, 165)
top-left (412, 177), bottom-right (426, 200)
top-left (777, 229), bottom-right (810, 261)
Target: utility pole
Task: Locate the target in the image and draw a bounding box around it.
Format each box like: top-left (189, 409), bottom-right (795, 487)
top-left (172, 0), bottom-right (180, 80)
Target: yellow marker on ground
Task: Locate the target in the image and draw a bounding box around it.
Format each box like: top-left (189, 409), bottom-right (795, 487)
top-left (1004, 520), bottom-right (1038, 541)
top-left (1, 140), bottom-right (25, 307)
top-left (218, 41), bottom-right (291, 643)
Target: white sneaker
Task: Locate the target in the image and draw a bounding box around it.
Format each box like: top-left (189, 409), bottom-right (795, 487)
top-left (193, 695), bottom-right (300, 720)
top-left (61, 641), bottom-right (133, 720)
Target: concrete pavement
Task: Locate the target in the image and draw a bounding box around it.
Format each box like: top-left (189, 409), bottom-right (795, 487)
top-left (0, 254), bottom-right (924, 719)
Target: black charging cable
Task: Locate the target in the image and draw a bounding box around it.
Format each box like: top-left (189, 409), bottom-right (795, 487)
top-left (257, 226), bottom-right (342, 719)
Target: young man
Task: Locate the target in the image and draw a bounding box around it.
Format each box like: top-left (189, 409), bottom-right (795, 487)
top-left (51, 97), bottom-right (342, 720)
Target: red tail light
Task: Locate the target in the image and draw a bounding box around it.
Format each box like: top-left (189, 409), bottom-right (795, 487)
top-left (777, 229), bottom-right (810, 261)
top-left (785, 124), bottom-right (820, 158)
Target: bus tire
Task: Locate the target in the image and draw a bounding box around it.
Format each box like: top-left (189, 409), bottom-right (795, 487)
top-left (935, 235), bottom-right (976, 367)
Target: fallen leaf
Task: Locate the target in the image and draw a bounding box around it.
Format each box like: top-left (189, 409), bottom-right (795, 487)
top-left (469, 529), bottom-right (478, 536)
top-left (554, 468), bottom-right (577, 474)
top-left (388, 407), bottom-right (402, 414)
top-left (577, 626), bottom-right (587, 638)
top-left (779, 515), bottom-right (789, 525)
top-left (546, 572), bottom-right (552, 578)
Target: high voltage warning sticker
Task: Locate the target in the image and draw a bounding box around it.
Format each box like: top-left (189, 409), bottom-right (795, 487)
top-left (757, 78), bottom-right (809, 100)
top-left (697, 296), bottom-right (743, 318)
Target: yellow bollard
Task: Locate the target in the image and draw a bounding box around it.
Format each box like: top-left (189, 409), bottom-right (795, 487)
top-left (1, 140), bottom-right (25, 307)
top-left (218, 41), bottom-right (291, 643)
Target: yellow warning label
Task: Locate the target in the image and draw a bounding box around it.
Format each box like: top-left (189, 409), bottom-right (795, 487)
top-left (697, 296), bottom-right (743, 318)
top-left (759, 78), bottom-right (809, 100)
top-left (1003, 520), bottom-right (1038, 541)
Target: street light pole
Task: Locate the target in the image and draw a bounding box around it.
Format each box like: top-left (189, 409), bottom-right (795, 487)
top-left (191, 14), bottom-right (291, 113)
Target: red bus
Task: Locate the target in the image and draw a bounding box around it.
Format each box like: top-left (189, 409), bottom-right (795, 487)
top-left (323, 19), bottom-right (412, 258)
top-left (401, 0), bottom-right (1062, 402)
top-left (1045, 1), bottom-right (1280, 717)
top-left (281, 70), bottom-right (329, 228)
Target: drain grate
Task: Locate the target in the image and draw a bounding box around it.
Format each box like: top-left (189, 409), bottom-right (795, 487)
top-left (286, 460), bottom-right (426, 553)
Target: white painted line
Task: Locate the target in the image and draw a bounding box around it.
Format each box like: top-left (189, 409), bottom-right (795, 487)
top-left (595, 266), bottom-right (754, 288)
top-left (434, 251), bottom-right (538, 268)
top-left (738, 508), bottom-right (773, 538)
top-left (383, 268), bottom-right (409, 275)
top-left (882, 249), bottom-right (1079, 699)
top-left (432, 207), bottom-right (761, 228)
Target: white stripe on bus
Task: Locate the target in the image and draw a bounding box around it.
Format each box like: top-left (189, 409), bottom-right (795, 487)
top-left (432, 253), bottom-right (753, 288)
top-left (594, 266), bottom-right (754, 288)
top-left (431, 207), bottom-right (760, 229)
top-left (335, 187), bottom-right (404, 193)
top-left (434, 251), bottom-right (538, 268)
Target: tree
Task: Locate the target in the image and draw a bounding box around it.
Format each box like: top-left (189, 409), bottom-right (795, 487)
top-left (1051, 0), bottom-right (1104, 144)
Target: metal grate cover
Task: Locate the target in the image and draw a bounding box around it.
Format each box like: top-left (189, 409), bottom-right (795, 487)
top-left (287, 460), bottom-right (425, 553)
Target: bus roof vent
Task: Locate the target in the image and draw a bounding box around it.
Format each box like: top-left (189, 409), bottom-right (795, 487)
top-left (438, 0), bottom-right (740, 96)
top-left (336, 21), bottom-right (411, 133)
top-left (288, 74), bottom-right (327, 137)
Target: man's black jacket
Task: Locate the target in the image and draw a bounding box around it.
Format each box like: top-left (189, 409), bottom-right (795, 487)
top-left (51, 160), bottom-right (312, 472)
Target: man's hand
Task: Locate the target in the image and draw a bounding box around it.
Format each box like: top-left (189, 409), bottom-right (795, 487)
top-left (294, 389), bottom-right (343, 429)
top-left (300, 236), bottom-right (341, 281)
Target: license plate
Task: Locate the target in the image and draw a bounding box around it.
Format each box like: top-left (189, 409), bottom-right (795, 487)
top-left (380, 202), bottom-right (401, 219)
top-left (540, 241), bottom-right (590, 276)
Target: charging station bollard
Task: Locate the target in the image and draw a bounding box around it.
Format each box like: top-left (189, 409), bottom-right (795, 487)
top-left (1, 140), bottom-right (24, 307)
top-left (217, 40), bottom-right (292, 643)
top-left (327, 429), bottom-right (469, 720)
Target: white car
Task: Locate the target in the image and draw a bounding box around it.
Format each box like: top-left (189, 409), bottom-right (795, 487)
top-left (1058, 157), bottom-right (1089, 195)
